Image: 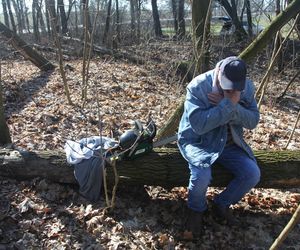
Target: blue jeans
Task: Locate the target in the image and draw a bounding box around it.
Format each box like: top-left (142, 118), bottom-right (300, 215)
top-left (187, 144), bottom-right (261, 212)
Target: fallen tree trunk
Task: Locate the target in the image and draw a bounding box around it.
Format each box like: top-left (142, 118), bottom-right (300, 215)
top-left (0, 148), bottom-right (299, 189)
top-left (61, 36), bottom-right (145, 64)
top-left (0, 22), bottom-right (55, 71)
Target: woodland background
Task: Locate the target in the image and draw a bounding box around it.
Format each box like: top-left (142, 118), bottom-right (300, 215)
top-left (0, 0), bottom-right (299, 249)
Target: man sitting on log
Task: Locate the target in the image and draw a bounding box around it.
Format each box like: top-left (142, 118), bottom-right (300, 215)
top-left (178, 56), bottom-right (261, 238)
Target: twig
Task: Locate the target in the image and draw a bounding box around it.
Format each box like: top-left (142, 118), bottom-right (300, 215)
top-left (256, 14), bottom-right (300, 108)
top-left (270, 204), bottom-right (300, 250)
top-left (284, 110), bottom-right (300, 149)
top-left (277, 69), bottom-right (300, 101)
top-left (110, 159), bottom-right (119, 209)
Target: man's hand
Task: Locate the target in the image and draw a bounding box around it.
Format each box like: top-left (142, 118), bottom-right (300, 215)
top-left (207, 92), bottom-right (224, 105)
top-left (223, 90), bottom-right (241, 105)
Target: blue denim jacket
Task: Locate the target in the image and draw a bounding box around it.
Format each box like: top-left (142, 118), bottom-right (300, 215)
top-left (178, 69), bottom-right (260, 167)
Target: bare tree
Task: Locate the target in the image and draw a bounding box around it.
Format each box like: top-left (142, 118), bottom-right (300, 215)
top-left (115, 0), bottom-right (120, 42)
top-left (0, 62), bottom-right (11, 145)
top-left (171, 0), bottom-right (178, 36)
top-left (245, 0), bottom-right (253, 36)
top-left (81, 0), bottom-right (92, 34)
top-left (129, 0), bottom-right (137, 39)
top-left (103, 0), bottom-right (112, 45)
top-left (47, 3), bottom-right (73, 105)
top-left (135, 0), bottom-right (142, 42)
top-left (192, 0), bottom-right (211, 74)
top-left (32, 0), bottom-right (40, 41)
top-left (11, 0), bottom-right (23, 34)
top-left (19, 0), bottom-right (26, 31)
top-left (57, 0), bottom-right (68, 34)
top-left (178, 0), bottom-right (185, 38)
top-left (2, 0), bottom-right (10, 28)
top-left (151, 0), bottom-right (163, 37)
top-left (217, 0), bottom-right (247, 40)
top-left (7, 0), bottom-right (16, 33)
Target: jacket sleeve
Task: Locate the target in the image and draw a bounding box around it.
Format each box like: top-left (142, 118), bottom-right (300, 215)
top-left (230, 96), bottom-right (260, 129)
top-left (186, 87), bottom-right (236, 135)
top-left (230, 81), bottom-right (260, 129)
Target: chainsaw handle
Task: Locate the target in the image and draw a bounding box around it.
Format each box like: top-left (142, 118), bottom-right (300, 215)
top-left (134, 120), bottom-right (143, 132)
top-left (146, 120), bottom-right (156, 140)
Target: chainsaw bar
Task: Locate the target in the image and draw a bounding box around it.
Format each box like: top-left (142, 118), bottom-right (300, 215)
top-left (152, 134), bottom-right (178, 148)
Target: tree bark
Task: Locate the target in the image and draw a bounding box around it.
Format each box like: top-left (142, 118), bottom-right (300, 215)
top-left (32, 0), bottom-right (40, 42)
top-left (245, 0), bottom-right (253, 37)
top-left (151, 0), bottom-right (163, 37)
top-left (103, 0), bottom-right (112, 45)
top-left (0, 64), bottom-right (11, 145)
top-left (192, 0), bottom-right (211, 74)
top-left (177, 0), bottom-right (185, 39)
top-left (6, 0), bottom-right (16, 33)
top-left (11, 0), bottom-right (23, 34)
top-left (37, 1), bottom-right (46, 34)
top-left (2, 0), bottom-right (10, 28)
top-left (171, 0), bottom-right (178, 36)
top-left (57, 0), bottom-right (68, 34)
top-left (0, 21), bottom-right (55, 71)
top-left (115, 0), bottom-right (120, 43)
top-left (19, 0), bottom-right (26, 31)
top-left (0, 148), bottom-right (299, 189)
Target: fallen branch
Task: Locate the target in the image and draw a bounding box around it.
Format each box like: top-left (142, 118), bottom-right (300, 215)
top-left (61, 36), bottom-right (145, 64)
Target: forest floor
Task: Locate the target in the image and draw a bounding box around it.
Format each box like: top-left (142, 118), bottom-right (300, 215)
top-left (1, 38), bottom-right (300, 249)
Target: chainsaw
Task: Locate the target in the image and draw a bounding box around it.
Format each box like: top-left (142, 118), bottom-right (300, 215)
top-left (117, 119), bottom-right (177, 160)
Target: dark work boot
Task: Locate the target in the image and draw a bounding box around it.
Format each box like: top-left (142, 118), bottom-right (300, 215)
top-left (183, 208), bottom-right (204, 239)
top-left (211, 202), bottom-right (238, 226)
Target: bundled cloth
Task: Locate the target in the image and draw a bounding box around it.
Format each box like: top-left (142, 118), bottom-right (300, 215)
top-left (65, 136), bottom-right (118, 202)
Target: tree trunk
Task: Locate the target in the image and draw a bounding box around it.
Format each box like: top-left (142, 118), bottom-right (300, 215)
top-left (81, 0), bottom-right (92, 36)
top-left (192, 0), bottom-right (211, 75)
top-left (2, 0), bottom-right (10, 28)
top-left (0, 148), bottom-right (299, 189)
top-left (45, 0), bottom-right (52, 38)
top-left (151, 0), bottom-right (163, 37)
top-left (24, 2), bottom-right (30, 34)
top-left (103, 0), bottom-right (112, 45)
top-left (11, 0), bottom-right (23, 34)
top-left (47, 0), bottom-right (59, 33)
top-left (135, 0), bottom-right (141, 42)
top-left (217, 0), bottom-right (247, 40)
top-left (32, 0), bottom-right (40, 42)
top-left (115, 0), bottom-right (120, 43)
top-left (177, 0), bottom-right (185, 39)
top-left (19, 0), bottom-right (26, 31)
top-left (57, 0), bottom-right (68, 34)
top-left (61, 36), bottom-right (145, 64)
top-left (0, 64), bottom-right (11, 145)
top-left (37, 1), bottom-right (46, 35)
top-left (171, 0), bottom-right (178, 37)
top-left (0, 21), bottom-right (55, 71)
top-left (6, 0), bottom-right (16, 33)
top-left (129, 0), bottom-right (136, 39)
top-left (245, 0), bottom-right (253, 37)
top-left (275, 0), bottom-right (284, 73)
